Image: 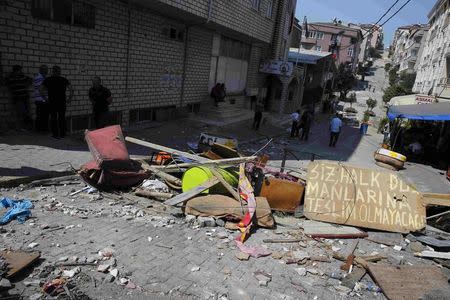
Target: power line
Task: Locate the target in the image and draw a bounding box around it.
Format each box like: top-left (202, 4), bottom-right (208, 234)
top-left (365, 0), bottom-right (401, 37)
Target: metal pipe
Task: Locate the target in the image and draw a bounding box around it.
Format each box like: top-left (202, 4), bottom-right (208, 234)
top-left (179, 25), bottom-right (189, 108)
top-left (207, 0), bottom-right (213, 23)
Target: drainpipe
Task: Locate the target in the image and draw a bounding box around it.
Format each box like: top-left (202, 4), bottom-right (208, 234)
top-left (179, 0), bottom-right (213, 108)
top-left (125, 3), bottom-right (131, 96)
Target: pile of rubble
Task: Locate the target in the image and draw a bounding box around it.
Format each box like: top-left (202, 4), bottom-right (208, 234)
top-left (0, 125), bottom-right (449, 299)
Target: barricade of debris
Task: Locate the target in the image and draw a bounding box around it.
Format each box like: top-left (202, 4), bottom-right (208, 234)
top-left (1, 125), bottom-right (449, 299)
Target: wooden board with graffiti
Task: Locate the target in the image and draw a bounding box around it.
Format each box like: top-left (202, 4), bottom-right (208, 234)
top-left (304, 161), bottom-right (427, 233)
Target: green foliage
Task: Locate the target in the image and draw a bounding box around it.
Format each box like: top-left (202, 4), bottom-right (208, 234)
top-left (366, 98), bottom-right (377, 111)
top-left (378, 117), bottom-right (389, 133)
top-left (344, 107), bottom-right (357, 113)
top-left (388, 65), bottom-right (399, 86)
top-left (384, 63), bottom-right (391, 72)
top-left (362, 111), bottom-right (371, 123)
top-left (365, 110), bottom-right (376, 117)
top-left (382, 84), bottom-right (408, 103)
top-left (368, 47), bottom-right (382, 59)
top-left (398, 71), bottom-right (416, 93)
top-left (335, 64), bottom-right (356, 100)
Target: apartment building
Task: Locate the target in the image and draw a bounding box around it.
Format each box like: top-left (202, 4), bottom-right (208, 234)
top-left (391, 24), bottom-right (428, 74)
top-left (357, 24), bottom-right (384, 63)
top-left (299, 20), bottom-right (363, 72)
top-left (413, 0), bottom-right (450, 97)
top-left (0, 0), bottom-right (291, 131)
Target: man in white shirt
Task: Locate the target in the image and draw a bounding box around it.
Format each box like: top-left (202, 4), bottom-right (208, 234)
top-left (32, 65), bottom-right (48, 132)
top-left (329, 113), bottom-right (342, 147)
top-left (290, 109), bottom-right (300, 137)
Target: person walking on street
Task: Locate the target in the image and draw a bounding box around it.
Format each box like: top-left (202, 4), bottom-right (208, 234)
top-left (219, 83), bottom-right (226, 103)
top-left (210, 83), bottom-right (220, 107)
top-left (33, 65), bottom-right (49, 132)
top-left (89, 76), bottom-right (112, 129)
top-left (41, 66), bottom-right (73, 139)
top-left (252, 104), bottom-right (263, 131)
top-left (290, 110), bottom-right (300, 137)
top-left (300, 111), bottom-right (312, 141)
top-left (6, 65), bottom-right (32, 130)
top-left (329, 113), bottom-right (342, 147)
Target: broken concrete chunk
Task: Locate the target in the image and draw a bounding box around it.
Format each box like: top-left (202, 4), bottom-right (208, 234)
top-left (119, 278), bottom-right (129, 285)
top-left (0, 278), bottom-right (12, 289)
top-left (109, 268), bottom-right (119, 278)
top-left (254, 271), bottom-right (272, 287)
top-left (185, 215), bottom-right (196, 223)
top-left (58, 256), bottom-right (68, 262)
top-left (215, 218), bottom-right (225, 227)
top-left (334, 285), bottom-right (352, 294)
top-left (295, 267), bottom-right (307, 276)
top-left (97, 264), bottom-right (110, 273)
top-left (393, 245), bottom-right (402, 251)
top-left (271, 251), bottom-right (284, 260)
top-left (235, 252), bottom-right (250, 261)
top-left (191, 266), bottom-right (200, 272)
top-left (197, 216), bottom-right (216, 227)
top-left (28, 242), bottom-right (39, 249)
top-left (104, 274), bottom-right (115, 283)
top-left (292, 250), bottom-right (309, 260)
top-left (409, 241), bottom-right (426, 253)
top-left (388, 254), bottom-right (404, 265)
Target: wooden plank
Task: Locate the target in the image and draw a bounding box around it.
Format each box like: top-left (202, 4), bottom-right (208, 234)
top-left (135, 190), bottom-right (174, 200)
top-left (367, 264), bottom-right (448, 300)
top-left (421, 193), bottom-right (450, 207)
top-left (151, 156), bottom-right (257, 170)
top-left (139, 161), bottom-right (182, 186)
top-left (415, 250), bottom-right (450, 259)
top-left (163, 178), bottom-right (220, 206)
top-left (0, 250), bottom-right (40, 278)
top-left (210, 168), bottom-right (240, 202)
top-left (304, 161), bottom-right (426, 233)
top-left (125, 136), bottom-right (210, 162)
top-left (303, 220), bottom-right (366, 237)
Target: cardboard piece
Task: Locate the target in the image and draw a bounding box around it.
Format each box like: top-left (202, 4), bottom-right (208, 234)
top-left (0, 250), bottom-right (40, 278)
top-left (304, 161), bottom-right (426, 233)
top-left (367, 264), bottom-right (448, 300)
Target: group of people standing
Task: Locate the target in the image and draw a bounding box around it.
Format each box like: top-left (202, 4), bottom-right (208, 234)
top-left (6, 65), bottom-right (112, 138)
top-left (290, 110), bottom-right (312, 141)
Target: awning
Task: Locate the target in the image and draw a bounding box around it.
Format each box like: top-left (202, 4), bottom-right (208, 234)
top-left (389, 94), bottom-right (437, 106)
top-left (387, 102), bottom-right (450, 121)
top-left (288, 48), bottom-right (332, 65)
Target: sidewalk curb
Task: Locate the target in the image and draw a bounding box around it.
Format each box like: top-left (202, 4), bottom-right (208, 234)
top-left (0, 171), bottom-right (75, 188)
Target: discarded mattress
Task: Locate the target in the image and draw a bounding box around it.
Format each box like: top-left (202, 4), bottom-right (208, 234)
top-left (185, 195), bottom-right (274, 228)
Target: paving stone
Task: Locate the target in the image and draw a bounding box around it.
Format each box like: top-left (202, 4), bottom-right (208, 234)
top-left (197, 216), bottom-right (216, 227)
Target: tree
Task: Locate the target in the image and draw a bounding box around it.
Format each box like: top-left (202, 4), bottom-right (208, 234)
top-left (335, 64), bottom-right (356, 100)
top-left (388, 65), bottom-right (399, 86)
top-left (366, 98), bottom-right (377, 111)
top-left (382, 84), bottom-right (408, 103)
top-left (398, 71), bottom-right (416, 93)
top-left (368, 47), bottom-right (382, 59)
top-left (384, 63), bottom-right (391, 72)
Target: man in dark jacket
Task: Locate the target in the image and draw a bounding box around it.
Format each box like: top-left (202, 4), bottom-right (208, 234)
top-left (89, 76), bottom-right (112, 129)
top-left (6, 65), bottom-right (32, 130)
top-left (41, 66), bottom-right (73, 139)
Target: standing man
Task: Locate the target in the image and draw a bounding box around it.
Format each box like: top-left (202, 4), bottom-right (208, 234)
top-left (210, 83), bottom-right (220, 107)
top-left (33, 65), bottom-right (49, 132)
top-left (89, 76), bottom-right (112, 129)
top-left (41, 66), bottom-right (73, 139)
top-left (300, 111), bottom-right (312, 141)
top-left (6, 65), bottom-right (32, 130)
top-left (329, 113), bottom-right (342, 147)
top-left (252, 104), bottom-right (263, 131)
top-left (290, 109), bottom-right (300, 137)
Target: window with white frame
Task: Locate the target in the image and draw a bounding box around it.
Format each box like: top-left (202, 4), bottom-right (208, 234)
top-left (251, 0), bottom-right (260, 11)
top-left (315, 45), bottom-right (322, 51)
top-left (347, 48), bottom-right (354, 57)
top-left (316, 32), bottom-right (324, 39)
top-left (266, 0), bottom-right (273, 18)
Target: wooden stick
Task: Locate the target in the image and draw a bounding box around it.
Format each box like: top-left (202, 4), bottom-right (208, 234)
top-left (139, 160), bottom-right (182, 186)
top-left (210, 168), bottom-right (240, 202)
top-left (125, 136), bottom-right (210, 162)
top-left (152, 156), bottom-right (257, 170)
top-left (263, 238), bottom-right (304, 243)
top-left (426, 210), bottom-right (450, 220)
top-left (164, 178), bottom-right (220, 206)
top-left (135, 190), bottom-right (174, 200)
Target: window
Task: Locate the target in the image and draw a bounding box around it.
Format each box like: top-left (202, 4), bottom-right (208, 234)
top-left (316, 32), bottom-right (324, 39)
top-left (266, 0), bottom-right (273, 18)
top-left (347, 48), bottom-right (354, 57)
top-left (315, 45), bottom-right (322, 51)
top-left (31, 0), bottom-right (95, 28)
top-left (251, 0), bottom-right (260, 11)
top-left (163, 26), bottom-right (185, 42)
top-left (219, 36), bottom-right (251, 61)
